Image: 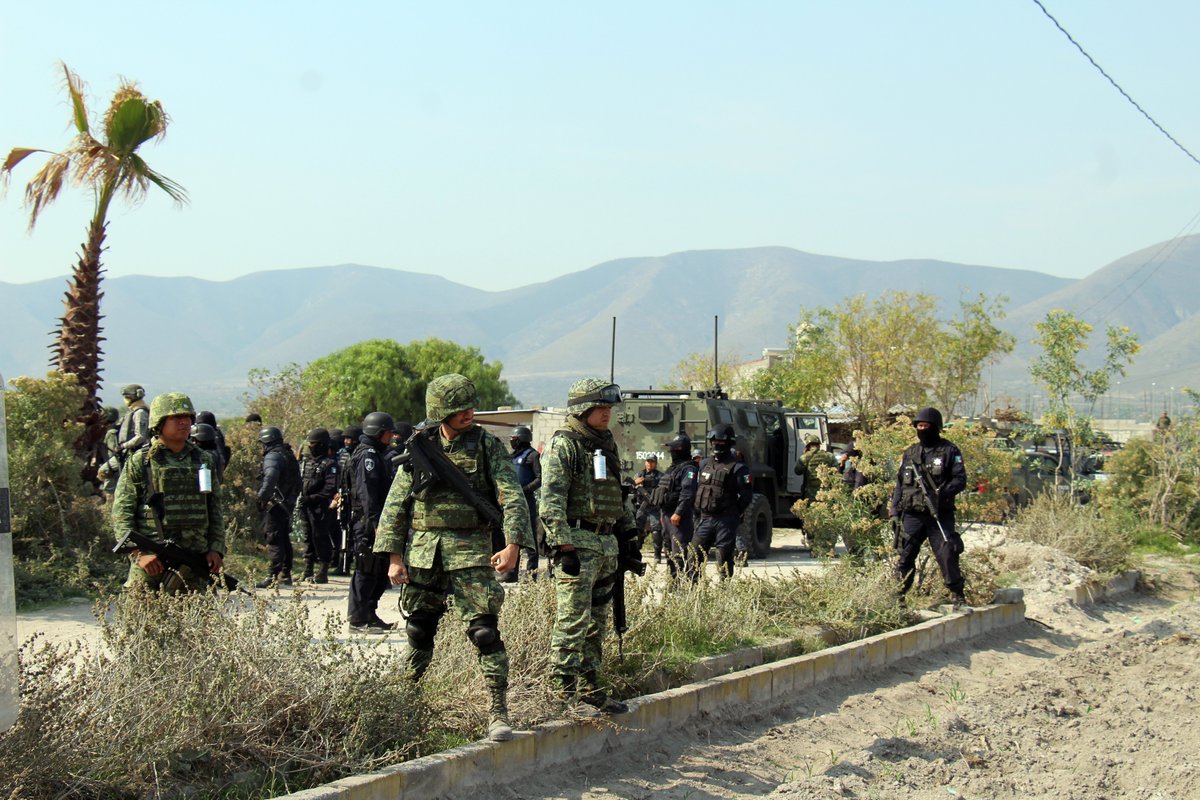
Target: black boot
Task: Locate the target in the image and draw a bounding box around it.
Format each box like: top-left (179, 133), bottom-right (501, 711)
top-left (581, 671), bottom-right (629, 714)
top-left (314, 562), bottom-right (329, 584)
top-left (302, 559), bottom-right (314, 580)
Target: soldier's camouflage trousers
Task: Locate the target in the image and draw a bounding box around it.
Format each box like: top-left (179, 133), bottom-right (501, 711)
top-left (550, 540), bottom-right (619, 679)
top-left (400, 563), bottom-right (508, 688)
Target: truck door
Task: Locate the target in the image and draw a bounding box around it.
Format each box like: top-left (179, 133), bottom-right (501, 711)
top-left (783, 413), bottom-right (828, 494)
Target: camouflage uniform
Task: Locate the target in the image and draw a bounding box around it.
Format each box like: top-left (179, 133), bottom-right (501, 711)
top-left (111, 393), bottom-right (225, 592)
top-left (95, 406), bottom-right (122, 496)
top-left (794, 437), bottom-right (838, 554)
top-left (539, 378), bottom-right (637, 707)
top-left (374, 374), bottom-right (532, 739)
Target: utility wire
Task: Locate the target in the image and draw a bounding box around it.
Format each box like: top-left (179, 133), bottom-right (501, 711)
top-left (1083, 208), bottom-right (1200, 320)
top-left (1032, 0), bottom-right (1200, 169)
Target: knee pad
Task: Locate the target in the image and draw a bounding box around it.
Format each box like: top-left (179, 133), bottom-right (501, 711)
top-left (404, 610), bottom-right (440, 652)
top-left (466, 614), bottom-right (504, 655)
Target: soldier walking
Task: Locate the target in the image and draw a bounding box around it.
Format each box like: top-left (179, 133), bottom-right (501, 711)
top-left (889, 407), bottom-right (970, 610)
top-left (111, 392), bottom-right (225, 592)
top-left (693, 424), bottom-right (753, 578)
top-left (375, 374), bottom-right (532, 742)
top-left (256, 426), bottom-right (301, 588)
top-left (539, 377), bottom-right (642, 714)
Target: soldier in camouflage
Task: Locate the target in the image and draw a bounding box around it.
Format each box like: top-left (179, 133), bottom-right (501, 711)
top-left (539, 377), bottom-right (640, 714)
top-left (794, 432), bottom-right (838, 556)
top-left (116, 384), bottom-right (151, 458)
top-left (111, 392), bottom-right (225, 592)
top-left (95, 406), bottom-right (122, 498)
top-left (375, 374), bottom-right (532, 742)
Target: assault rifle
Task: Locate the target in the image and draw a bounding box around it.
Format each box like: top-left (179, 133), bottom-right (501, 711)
top-left (909, 459), bottom-right (950, 541)
top-left (399, 427), bottom-right (504, 529)
top-left (611, 531), bottom-right (647, 662)
top-left (113, 529), bottom-right (242, 592)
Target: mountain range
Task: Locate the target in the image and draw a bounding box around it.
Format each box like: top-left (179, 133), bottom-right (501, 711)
top-left (2, 236), bottom-right (1197, 416)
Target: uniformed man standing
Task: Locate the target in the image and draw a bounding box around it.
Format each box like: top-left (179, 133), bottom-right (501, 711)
top-left (256, 427), bottom-right (301, 588)
top-left (794, 433), bottom-right (837, 556)
top-left (633, 455), bottom-right (664, 563)
top-left (889, 407), bottom-right (970, 610)
top-left (375, 374), bottom-right (531, 742)
top-left (116, 384), bottom-right (151, 459)
top-left (111, 392), bottom-right (225, 592)
top-left (298, 428), bottom-right (339, 583)
top-left (508, 425), bottom-right (542, 581)
top-left (95, 406), bottom-right (122, 498)
top-left (657, 433), bottom-right (699, 582)
top-left (189, 423), bottom-right (226, 482)
top-left (693, 424), bottom-right (753, 578)
top-left (539, 377), bottom-right (641, 714)
top-left (348, 413), bottom-right (397, 631)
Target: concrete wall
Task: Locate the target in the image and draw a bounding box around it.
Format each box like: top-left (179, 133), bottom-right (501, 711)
top-left (0, 371), bottom-right (17, 732)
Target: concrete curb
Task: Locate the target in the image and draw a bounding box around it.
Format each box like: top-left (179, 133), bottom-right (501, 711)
top-left (1071, 569), bottom-right (1142, 605)
top-left (283, 599), bottom-right (1026, 799)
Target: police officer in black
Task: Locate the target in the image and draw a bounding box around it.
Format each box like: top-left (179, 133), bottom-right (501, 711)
top-left (189, 422), bottom-right (227, 482)
top-left (331, 424), bottom-right (363, 574)
top-left (656, 433), bottom-right (699, 582)
top-left (507, 425), bottom-right (542, 581)
top-left (196, 410), bottom-right (231, 467)
top-left (298, 428), bottom-right (339, 583)
top-left (889, 407), bottom-right (970, 610)
top-left (347, 412), bottom-right (397, 632)
top-left (633, 455), bottom-right (664, 562)
top-left (256, 426), bottom-right (301, 588)
top-left (693, 424), bottom-right (753, 578)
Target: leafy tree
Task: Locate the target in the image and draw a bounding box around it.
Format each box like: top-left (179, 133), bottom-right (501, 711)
top-left (1029, 309), bottom-right (1139, 481)
top-left (2, 63), bottom-right (186, 461)
top-left (1101, 414), bottom-right (1200, 542)
top-left (927, 294), bottom-right (1015, 416)
top-left (302, 338), bottom-right (518, 425)
top-left (747, 321), bottom-right (841, 411)
top-left (661, 350), bottom-right (745, 393)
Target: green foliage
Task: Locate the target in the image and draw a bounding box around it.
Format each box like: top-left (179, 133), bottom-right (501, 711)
top-left (4, 374), bottom-right (101, 546)
top-left (662, 350), bottom-right (745, 393)
top-left (751, 292), bottom-right (1013, 424)
top-left (303, 337), bottom-right (518, 425)
top-left (219, 422), bottom-right (269, 543)
top-left (1100, 415), bottom-right (1200, 543)
top-left (792, 464), bottom-right (889, 559)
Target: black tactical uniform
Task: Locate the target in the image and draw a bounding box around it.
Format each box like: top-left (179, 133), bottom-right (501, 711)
top-left (692, 425), bottom-right (753, 578)
top-left (656, 434), bottom-right (699, 582)
top-left (890, 407), bottom-right (969, 607)
top-left (257, 427), bottom-right (301, 586)
top-left (298, 428), bottom-right (339, 583)
top-left (508, 426), bottom-right (542, 581)
top-left (633, 461), bottom-right (664, 561)
top-left (348, 415), bottom-right (397, 630)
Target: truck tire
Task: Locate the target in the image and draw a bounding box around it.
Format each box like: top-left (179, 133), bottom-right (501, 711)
top-left (746, 493), bottom-right (773, 559)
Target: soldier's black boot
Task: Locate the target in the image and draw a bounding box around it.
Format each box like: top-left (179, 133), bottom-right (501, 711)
top-left (302, 559), bottom-right (315, 580)
top-left (951, 593), bottom-right (972, 614)
top-left (581, 671), bottom-right (629, 714)
top-left (314, 562), bottom-right (329, 584)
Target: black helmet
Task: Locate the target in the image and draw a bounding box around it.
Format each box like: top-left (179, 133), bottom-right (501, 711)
top-left (913, 407), bottom-right (943, 433)
top-left (362, 411), bottom-right (396, 438)
top-left (344, 425), bottom-right (364, 442)
top-left (190, 422), bottom-right (218, 445)
top-left (307, 427), bottom-right (331, 445)
top-left (259, 426), bottom-right (283, 446)
top-left (329, 427), bottom-right (344, 441)
top-left (245, 412), bottom-right (262, 424)
top-left (666, 433), bottom-right (691, 453)
top-left (510, 425), bottom-right (533, 445)
top-left (394, 421), bottom-right (414, 442)
top-left (196, 410), bottom-right (217, 426)
top-left (706, 424), bottom-right (736, 444)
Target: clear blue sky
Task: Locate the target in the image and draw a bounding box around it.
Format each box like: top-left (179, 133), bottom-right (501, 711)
top-left (2, 1), bottom-right (1198, 290)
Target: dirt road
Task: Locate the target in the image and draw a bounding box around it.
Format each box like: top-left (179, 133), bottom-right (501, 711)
top-left (501, 566), bottom-right (1200, 800)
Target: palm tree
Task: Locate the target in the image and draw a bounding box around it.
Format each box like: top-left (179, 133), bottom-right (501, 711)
top-left (2, 62), bottom-right (186, 463)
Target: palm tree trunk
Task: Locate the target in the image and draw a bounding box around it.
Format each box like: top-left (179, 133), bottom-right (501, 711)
top-left (50, 215), bottom-right (107, 469)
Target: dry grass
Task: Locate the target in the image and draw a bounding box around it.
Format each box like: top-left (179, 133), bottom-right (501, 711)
top-left (1007, 492), bottom-right (1132, 574)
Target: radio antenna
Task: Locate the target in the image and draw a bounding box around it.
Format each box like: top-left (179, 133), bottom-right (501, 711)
top-left (713, 315), bottom-right (720, 390)
top-left (610, 316), bottom-right (617, 384)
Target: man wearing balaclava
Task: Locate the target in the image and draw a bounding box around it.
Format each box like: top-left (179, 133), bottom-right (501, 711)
top-left (889, 407), bottom-right (970, 610)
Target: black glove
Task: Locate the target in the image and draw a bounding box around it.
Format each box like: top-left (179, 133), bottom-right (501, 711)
top-left (558, 548), bottom-right (581, 576)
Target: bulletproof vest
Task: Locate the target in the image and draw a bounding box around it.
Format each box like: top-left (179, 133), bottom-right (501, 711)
top-left (652, 461), bottom-right (688, 508)
top-left (263, 446), bottom-right (301, 508)
top-left (554, 433), bottom-right (624, 523)
top-left (301, 455), bottom-right (334, 498)
top-left (142, 444), bottom-right (211, 549)
top-left (118, 405), bottom-right (148, 447)
top-left (512, 446), bottom-right (537, 490)
top-left (695, 456), bottom-right (738, 515)
top-left (348, 442), bottom-right (380, 519)
top-left (411, 426), bottom-right (492, 530)
top-left (338, 447), bottom-right (355, 496)
top-left (899, 442), bottom-right (953, 513)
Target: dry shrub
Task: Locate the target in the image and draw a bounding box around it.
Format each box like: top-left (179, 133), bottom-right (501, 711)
top-left (0, 589), bottom-right (429, 800)
top-left (1007, 491), bottom-right (1132, 574)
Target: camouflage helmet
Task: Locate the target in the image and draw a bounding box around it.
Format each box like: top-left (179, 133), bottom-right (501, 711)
top-left (149, 392), bottom-right (196, 431)
top-left (802, 432), bottom-right (820, 447)
top-left (425, 374), bottom-right (479, 422)
top-left (121, 384), bottom-right (145, 400)
top-left (101, 406), bottom-right (120, 425)
top-left (566, 377), bottom-right (622, 416)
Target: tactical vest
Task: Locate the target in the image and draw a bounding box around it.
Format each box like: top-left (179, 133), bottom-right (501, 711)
top-left (695, 457), bottom-right (738, 515)
top-left (118, 405), bottom-right (149, 448)
top-left (141, 445), bottom-right (211, 548)
top-left (512, 446), bottom-right (537, 490)
top-left (652, 461), bottom-right (689, 509)
top-left (898, 442), bottom-right (953, 513)
top-left (555, 433), bottom-right (624, 523)
top-left (411, 427), bottom-right (493, 530)
top-left (301, 455), bottom-right (335, 499)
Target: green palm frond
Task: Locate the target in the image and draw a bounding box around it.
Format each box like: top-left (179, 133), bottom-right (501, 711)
top-left (60, 61), bottom-right (90, 136)
top-left (127, 153), bottom-right (188, 205)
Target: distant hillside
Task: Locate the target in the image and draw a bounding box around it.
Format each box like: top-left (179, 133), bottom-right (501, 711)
top-left (6, 240), bottom-right (1194, 415)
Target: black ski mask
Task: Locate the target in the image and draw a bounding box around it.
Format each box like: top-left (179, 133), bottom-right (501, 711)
top-left (916, 426), bottom-right (940, 447)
